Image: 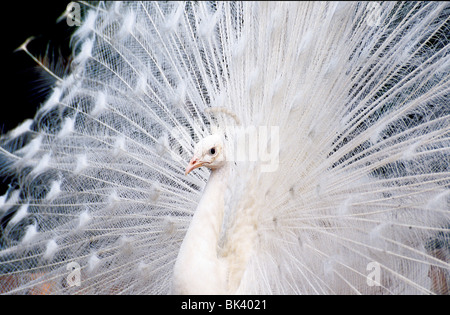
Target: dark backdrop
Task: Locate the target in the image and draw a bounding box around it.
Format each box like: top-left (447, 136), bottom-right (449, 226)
top-left (0, 1), bottom-right (72, 194)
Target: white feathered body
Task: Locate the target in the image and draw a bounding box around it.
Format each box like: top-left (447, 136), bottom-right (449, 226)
top-left (0, 2), bottom-right (449, 294)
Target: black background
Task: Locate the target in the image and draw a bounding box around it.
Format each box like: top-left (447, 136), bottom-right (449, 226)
top-left (1, 1), bottom-right (72, 134)
top-left (0, 1), bottom-right (72, 194)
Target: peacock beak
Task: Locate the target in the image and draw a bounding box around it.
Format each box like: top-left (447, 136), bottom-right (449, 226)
top-left (185, 158), bottom-right (204, 175)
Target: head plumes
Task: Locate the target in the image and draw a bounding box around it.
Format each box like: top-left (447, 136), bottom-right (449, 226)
top-left (205, 107), bottom-right (241, 127)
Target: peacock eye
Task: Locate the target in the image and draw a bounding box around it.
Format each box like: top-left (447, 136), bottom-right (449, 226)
top-left (209, 147), bottom-right (216, 155)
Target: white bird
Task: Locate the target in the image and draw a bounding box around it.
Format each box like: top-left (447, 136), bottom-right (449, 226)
top-left (173, 134), bottom-right (229, 294)
top-left (0, 1), bottom-right (449, 295)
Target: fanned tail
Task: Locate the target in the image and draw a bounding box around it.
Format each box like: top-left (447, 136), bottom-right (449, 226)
top-left (0, 2), bottom-right (449, 294)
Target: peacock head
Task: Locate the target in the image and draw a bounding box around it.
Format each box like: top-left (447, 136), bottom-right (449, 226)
top-left (185, 134), bottom-right (225, 175)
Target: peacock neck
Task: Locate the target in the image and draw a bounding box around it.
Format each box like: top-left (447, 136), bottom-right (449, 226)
top-left (172, 164), bottom-right (230, 294)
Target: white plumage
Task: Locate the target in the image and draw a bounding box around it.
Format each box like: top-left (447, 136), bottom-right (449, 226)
top-left (0, 1), bottom-right (449, 295)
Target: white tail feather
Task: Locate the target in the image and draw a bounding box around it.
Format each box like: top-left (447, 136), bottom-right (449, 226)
top-left (0, 1), bottom-right (448, 295)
